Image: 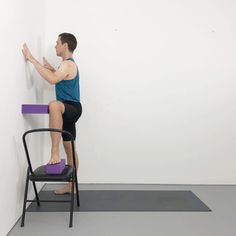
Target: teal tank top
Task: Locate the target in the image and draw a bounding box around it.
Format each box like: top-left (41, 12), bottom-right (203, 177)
top-left (55, 58), bottom-right (80, 102)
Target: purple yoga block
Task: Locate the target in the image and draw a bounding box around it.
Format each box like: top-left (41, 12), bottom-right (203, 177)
top-left (45, 159), bottom-right (66, 174)
top-left (22, 104), bottom-right (49, 114)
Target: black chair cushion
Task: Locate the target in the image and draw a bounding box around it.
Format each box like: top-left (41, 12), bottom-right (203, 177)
top-left (29, 165), bottom-right (73, 181)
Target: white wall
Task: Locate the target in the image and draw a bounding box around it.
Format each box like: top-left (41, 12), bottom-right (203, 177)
top-left (1, 0), bottom-right (236, 234)
top-left (0, 0), bottom-right (47, 235)
top-left (44, 0), bottom-right (236, 185)
top-left (45, 0), bottom-right (236, 184)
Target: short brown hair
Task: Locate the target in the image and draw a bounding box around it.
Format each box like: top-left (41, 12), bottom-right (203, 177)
top-left (59, 33), bottom-right (77, 52)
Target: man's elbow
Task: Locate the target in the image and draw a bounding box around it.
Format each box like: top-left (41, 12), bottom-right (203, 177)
top-left (47, 76), bottom-right (59, 85)
top-left (48, 80), bottom-right (56, 85)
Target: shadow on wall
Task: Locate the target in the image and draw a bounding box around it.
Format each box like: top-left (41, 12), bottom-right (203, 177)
top-left (24, 57), bottom-right (35, 90)
top-left (19, 36), bottom-right (51, 211)
top-left (22, 35), bottom-right (47, 166)
top-left (13, 135), bottom-right (26, 217)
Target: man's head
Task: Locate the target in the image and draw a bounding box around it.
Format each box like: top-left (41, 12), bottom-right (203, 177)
top-left (55, 33), bottom-right (77, 56)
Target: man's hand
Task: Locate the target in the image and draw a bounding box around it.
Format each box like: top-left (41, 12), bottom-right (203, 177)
top-left (21, 43), bottom-right (69, 84)
top-left (43, 57), bottom-right (56, 72)
top-left (22, 43), bottom-right (35, 63)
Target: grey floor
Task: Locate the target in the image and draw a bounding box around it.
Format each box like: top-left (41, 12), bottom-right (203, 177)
top-left (8, 184), bottom-right (236, 236)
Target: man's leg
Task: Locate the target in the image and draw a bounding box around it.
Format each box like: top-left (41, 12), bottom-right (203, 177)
top-left (48, 100), bottom-right (65, 164)
top-left (63, 141), bottom-right (79, 169)
top-left (54, 141), bottom-right (79, 194)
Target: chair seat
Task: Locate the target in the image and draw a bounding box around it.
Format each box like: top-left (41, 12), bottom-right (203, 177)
top-left (29, 165), bottom-right (73, 181)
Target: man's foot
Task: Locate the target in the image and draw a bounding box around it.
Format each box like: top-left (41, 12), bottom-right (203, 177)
top-left (54, 184), bottom-right (76, 195)
top-left (48, 155), bottom-right (61, 164)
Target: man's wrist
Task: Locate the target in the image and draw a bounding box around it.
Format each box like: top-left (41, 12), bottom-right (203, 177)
top-left (31, 57), bottom-right (39, 65)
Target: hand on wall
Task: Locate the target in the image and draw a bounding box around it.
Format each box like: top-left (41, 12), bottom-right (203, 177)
top-left (22, 43), bottom-right (35, 63)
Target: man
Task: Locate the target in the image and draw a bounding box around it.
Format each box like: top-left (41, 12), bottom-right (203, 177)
top-left (22, 33), bottom-right (82, 194)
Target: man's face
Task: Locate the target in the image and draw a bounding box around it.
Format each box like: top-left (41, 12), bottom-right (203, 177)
top-left (55, 37), bottom-right (65, 56)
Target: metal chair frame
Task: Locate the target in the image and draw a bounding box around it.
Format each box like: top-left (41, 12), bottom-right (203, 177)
top-left (21, 128), bottom-right (80, 227)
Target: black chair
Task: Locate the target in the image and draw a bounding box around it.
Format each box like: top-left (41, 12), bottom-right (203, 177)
top-left (21, 128), bottom-right (80, 227)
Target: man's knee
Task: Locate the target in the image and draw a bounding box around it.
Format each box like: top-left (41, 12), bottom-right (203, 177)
top-left (48, 100), bottom-right (64, 113)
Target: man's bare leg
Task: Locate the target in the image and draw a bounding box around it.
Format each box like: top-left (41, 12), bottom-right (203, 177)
top-left (54, 141), bottom-right (79, 194)
top-left (48, 101), bottom-right (65, 164)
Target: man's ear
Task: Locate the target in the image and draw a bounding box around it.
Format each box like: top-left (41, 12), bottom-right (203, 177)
top-left (64, 42), bottom-right (69, 50)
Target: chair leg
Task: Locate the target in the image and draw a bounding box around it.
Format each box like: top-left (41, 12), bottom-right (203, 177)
top-left (32, 181), bottom-right (40, 206)
top-left (75, 173), bottom-right (80, 207)
top-left (21, 168), bottom-right (30, 227)
top-left (69, 171), bottom-right (75, 227)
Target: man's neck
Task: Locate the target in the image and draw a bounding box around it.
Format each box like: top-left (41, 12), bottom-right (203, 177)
top-left (61, 52), bottom-right (73, 60)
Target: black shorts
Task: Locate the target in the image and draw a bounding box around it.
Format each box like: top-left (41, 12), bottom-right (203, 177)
top-left (62, 101), bottom-right (82, 141)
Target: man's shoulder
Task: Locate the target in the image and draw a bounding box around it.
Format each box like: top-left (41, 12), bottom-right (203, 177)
top-left (58, 59), bottom-right (77, 79)
top-left (61, 59), bottom-right (77, 68)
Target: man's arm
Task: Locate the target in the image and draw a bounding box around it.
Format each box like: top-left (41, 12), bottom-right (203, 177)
top-left (43, 57), bottom-right (56, 72)
top-left (22, 43), bottom-right (68, 84)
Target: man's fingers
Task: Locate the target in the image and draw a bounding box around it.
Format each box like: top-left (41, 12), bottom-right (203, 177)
top-left (43, 58), bottom-right (47, 65)
top-left (23, 43), bottom-right (28, 50)
top-left (43, 57), bottom-right (49, 65)
top-left (22, 44), bottom-right (29, 55)
top-left (22, 43), bottom-right (34, 62)
top-left (22, 49), bottom-right (27, 60)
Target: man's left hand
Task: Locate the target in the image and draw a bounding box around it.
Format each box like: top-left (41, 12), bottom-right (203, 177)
top-left (22, 43), bottom-right (35, 63)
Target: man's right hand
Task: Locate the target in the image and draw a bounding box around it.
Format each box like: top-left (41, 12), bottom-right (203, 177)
top-left (43, 57), bottom-right (56, 72)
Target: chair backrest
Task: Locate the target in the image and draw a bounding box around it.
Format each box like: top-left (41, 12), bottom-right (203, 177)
top-left (22, 128), bottom-right (76, 175)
